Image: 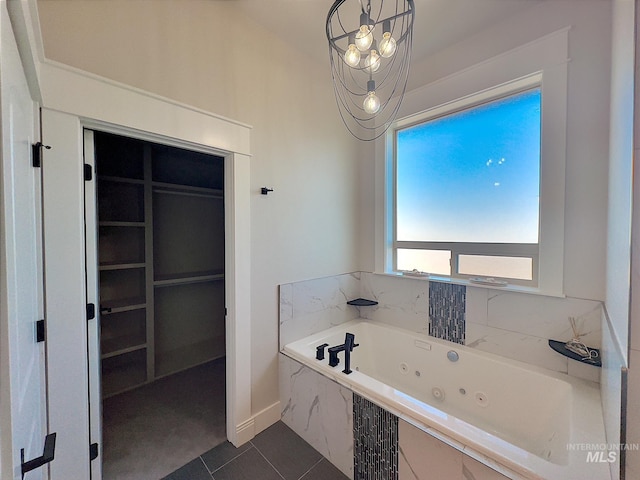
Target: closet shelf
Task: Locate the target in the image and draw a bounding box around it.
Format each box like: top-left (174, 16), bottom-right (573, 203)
top-left (97, 132), bottom-right (226, 399)
top-left (154, 271), bottom-right (224, 288)
top-left (152, 181), bottom-right (223, 198)
top-left (99, 175), bottom-right (145, 185)
top-left (99, 221), bottom-right (146, 228)
top-left (99, 262), bottom-right (146, 271)
top-left (100, 297), bottom-right (146, 314)
top-left (102, 342), bottom-right (147, 360)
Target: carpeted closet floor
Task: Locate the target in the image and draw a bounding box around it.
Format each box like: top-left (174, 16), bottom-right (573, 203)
top-left (102, 357), bottom-right (226, 480)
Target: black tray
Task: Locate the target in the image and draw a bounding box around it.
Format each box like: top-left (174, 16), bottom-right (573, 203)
top-left (347, 298), bottom-right (378, 307)
top-left (548, 339), bottom-right (601, 367)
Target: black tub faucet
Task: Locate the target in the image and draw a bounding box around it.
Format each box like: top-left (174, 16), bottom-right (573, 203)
top-left (328, 333), bottom-right (359, 374)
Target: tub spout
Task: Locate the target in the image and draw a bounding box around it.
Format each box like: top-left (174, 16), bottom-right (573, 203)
top-left (328, 333), bottom-right (359, 374)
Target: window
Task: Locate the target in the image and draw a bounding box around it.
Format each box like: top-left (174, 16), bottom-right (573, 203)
top-left (392, 87), bottom-right (542, 286)
top-left (379, 33), bottom-right (569, 296)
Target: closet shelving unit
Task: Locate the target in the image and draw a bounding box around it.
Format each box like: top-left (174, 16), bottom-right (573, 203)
top-left (96, 132), bottom-right (225, 398)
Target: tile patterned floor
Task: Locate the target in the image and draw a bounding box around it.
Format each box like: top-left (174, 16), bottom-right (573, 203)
top-left (163, 421), bottom-right (349, 480)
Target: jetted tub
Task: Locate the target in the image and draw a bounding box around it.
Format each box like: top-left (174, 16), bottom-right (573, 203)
top-left (283, 319), bottom-right (609, 480)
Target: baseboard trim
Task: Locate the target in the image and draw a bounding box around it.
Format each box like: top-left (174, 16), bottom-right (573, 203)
top-left (235, 418), bottom-right (255, 446)
top-left (253, 401), bottom-right (281, 435)
top-left (233, 401), bottom-right (281, 446)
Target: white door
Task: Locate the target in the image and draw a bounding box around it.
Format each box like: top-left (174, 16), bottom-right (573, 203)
top-left (83, 128), bottom-right (102, 480)
top-left (40, 109), bottom-right (92, 479)
top-left (0, 3), bottom-right (49, 480)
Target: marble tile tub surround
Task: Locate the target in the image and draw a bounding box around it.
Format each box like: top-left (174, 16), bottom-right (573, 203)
top-left (465, 287), bottom-right (603, 382)
top-left (279, 272), bottom-right (361, 348)
top-left (358, 272), bottom-right (430, 334)
top-left (361, 272), bottom-right (602, 381)
top-left (399, 420), bottom-right (510, 480)
top-left (279, 354), bottom-right (354, 479)
top-left (280, 272), bottom-right (603, 382)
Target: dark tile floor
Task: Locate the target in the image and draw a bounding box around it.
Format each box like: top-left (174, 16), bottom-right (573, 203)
top-left (103, 359), bottom-right (227, 479)
top-left (163, 421), bottom-right (349, 480)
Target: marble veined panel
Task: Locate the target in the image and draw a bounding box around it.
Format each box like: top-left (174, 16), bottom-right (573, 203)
top-left (465, 322), bottom-right (569, 373)
top-left (280, 273), bottom-right (361, 347)
top-left (465, 287), bottom-right (488, 325)
top-left (279, 354), bottom-right (354, 479)
top-left (399, 420), bottom-right (461, 480)
top-left (359, 272), bottom-right (429, 334)
top-left (462, 456), bottom-right (510, 480)
top-left (399, 420), bottom-right (510, 480)
top-left (486, 291), bottom-right (602, 348)
top-left (280, 283), bottom-right (293, 324)
top-left (292, 272), bottom-right (360, 317)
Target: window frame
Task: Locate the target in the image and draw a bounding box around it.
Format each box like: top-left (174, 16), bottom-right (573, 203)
top-left (391, 81), bottom-right (542, 287)
top-left (376, 49), bottom-right (569, 298)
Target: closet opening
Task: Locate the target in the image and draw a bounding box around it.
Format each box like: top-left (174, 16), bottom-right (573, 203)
top-left (90, 130), bottom-right (227, 479)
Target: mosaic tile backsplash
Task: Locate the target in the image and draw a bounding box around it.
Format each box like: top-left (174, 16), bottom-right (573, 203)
top-left (353, 394), bottom-right (398, 480)
top-left (429, 282), bottom-right (466, 344)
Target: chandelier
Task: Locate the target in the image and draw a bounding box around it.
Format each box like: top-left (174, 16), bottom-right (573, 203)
top-left (326, 0), bottom-right (415, 141)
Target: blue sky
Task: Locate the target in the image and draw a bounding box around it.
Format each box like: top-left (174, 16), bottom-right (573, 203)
top-left (396, 89), bottom-right (541, 244)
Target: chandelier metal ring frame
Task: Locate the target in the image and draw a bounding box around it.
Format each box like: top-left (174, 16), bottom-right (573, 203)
top-left (326, 0), bottom-right (415, 141)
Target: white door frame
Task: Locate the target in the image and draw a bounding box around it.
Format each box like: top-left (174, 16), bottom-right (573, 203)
top-left (39, 70), bottom-right (253, 479)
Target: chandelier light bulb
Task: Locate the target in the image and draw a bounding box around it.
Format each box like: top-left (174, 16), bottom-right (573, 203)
top-left (355, 25), bottom-right (373, 51)
top-left (355, 13), bottom-right (373, 51)
top-left (379, 20), bottom-right (397, 58)
top-left (363, 80), bottom-right (381, 114)
top-left (379, 32), bottom-right (397, 58)
top-left (364, 49), bottom-right (381, 73)
top-left (363, 92), bottom-right (381, 114)
top-left (344, 43), bottom-right (361, 68)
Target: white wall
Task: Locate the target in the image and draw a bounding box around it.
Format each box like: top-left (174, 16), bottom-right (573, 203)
top-left (36, 0), bottom-right (361, 418)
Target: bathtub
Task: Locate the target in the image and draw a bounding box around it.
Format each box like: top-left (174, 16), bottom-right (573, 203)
top-left (282, 319), bottom-right (609, 480)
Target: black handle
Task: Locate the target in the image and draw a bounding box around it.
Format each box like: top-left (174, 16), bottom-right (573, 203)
top-left (21, 432), bottom-right (56, 478)
top-left (345, 333), bottom-right (358, 351)
top-left (316, 343), bottom-right (329, 360)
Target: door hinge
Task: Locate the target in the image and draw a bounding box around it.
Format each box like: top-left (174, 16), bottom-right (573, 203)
top-left (36, 319), bottom-right (45, 343)
top-left (86, 303), bottom-right (96, 320)
top-left (32, 142), bottom-right (51, 168)
top-left (89, 442), bottom-right (99, 461)
top-left (84, 163), bottom-right (93, 181)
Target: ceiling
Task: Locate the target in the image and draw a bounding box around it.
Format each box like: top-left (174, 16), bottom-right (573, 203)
top-left (228, 0), bottom-right (548, 64)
